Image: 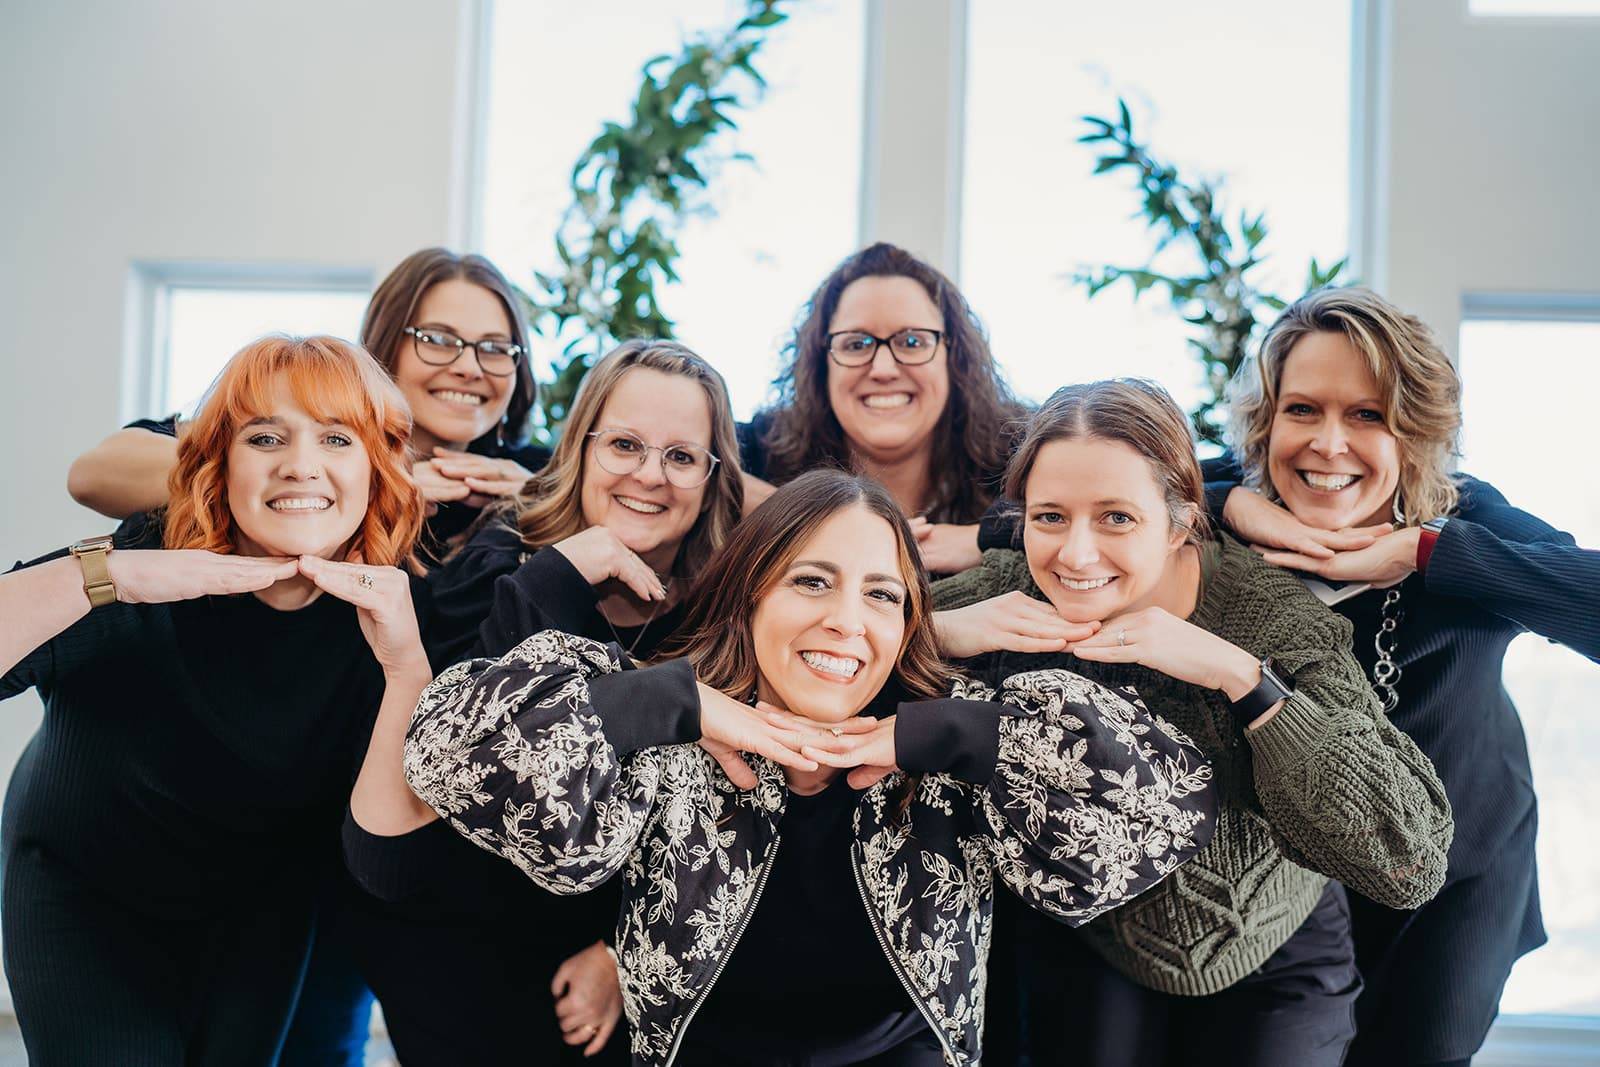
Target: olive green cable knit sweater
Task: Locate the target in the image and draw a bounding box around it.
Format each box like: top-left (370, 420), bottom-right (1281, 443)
top-left (932, 536), bottom-right (1454, 995)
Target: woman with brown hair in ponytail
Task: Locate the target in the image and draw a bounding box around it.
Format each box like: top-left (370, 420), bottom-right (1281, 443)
top-left (403, 468), bottom-right (1216, 1066)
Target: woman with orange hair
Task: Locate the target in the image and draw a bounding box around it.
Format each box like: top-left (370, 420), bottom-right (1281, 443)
top-left (0, 335), bottom-right (432, 1065)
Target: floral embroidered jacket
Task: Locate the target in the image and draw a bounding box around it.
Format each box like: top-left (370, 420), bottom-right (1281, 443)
top-left (403, 630), bottom-right (1217, 1066)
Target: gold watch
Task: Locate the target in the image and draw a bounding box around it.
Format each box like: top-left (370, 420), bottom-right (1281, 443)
top-left (69, 535), bottom-right (118, 608)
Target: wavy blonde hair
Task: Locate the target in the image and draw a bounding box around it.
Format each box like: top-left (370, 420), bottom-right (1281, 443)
top-left (164, 335), bottom-right (424, 569)
top-left (506, 339), bottom-right (744, 580)
top-left (1226, 286), bottom-right (1462, 525)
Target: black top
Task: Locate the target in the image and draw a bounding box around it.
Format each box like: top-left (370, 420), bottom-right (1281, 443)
top-left (125, 414), bottom-right (550, 564)
top-left (737, 410), bottom-right (1014, 529)
top-left (1, 515), bottom-right (384, 922)
top-left (341, 519), bottom-right (682, 1066)
top-left (656, 773), bottom-right (927, 1066)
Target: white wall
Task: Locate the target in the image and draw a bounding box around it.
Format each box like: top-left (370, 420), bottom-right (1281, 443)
top-left (0, 0), bottom-right (474, 795)
top-left (1369, 0), bottom-right (1600, 344)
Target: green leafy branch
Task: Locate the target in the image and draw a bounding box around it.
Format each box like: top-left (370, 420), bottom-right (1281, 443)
top-left (522, 0), bottom-right (788, 441)
top-left (1076, 99), bottom-right (1347, 445)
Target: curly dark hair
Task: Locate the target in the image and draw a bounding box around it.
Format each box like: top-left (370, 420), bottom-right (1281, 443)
top-left (755, 242), bottom-right (1026, 524)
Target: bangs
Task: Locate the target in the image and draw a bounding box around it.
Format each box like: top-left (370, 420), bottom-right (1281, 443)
top-left (201, 335), bottom-right (404, 439)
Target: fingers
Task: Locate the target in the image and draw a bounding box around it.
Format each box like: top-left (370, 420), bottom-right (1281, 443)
top-left (1290, 537), bottom-right (1338, 559)
top-left (753, 734), bottom-right (819, 773)
top-left (1255, 549), bottom-right (1328, 574)
top-left (1069, 642), bottom-right (1142, 664)
top-left (997, 633), bottom-right (1070, 653)
top-left (585, 1013), bottom-right (618, 1057)
top-left (615, 547), bottom-right (667, 602)
top-left (847, 765), bottom-right (896, 790)
top-left (551, 958), bottom-right (572, 997)
top-left (218, 557), bottom-right (300, 594)
top-left (709, 748), bottom-right (758, 789)
top-left (462, 475), bottom-right (524, 498)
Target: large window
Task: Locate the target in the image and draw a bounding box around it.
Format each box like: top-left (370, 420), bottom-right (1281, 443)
top-left (961, 1), bottom-right (1351, 413)
top-left (481, 0), bottom-right (865, 418)
top-left (1458, 316), bottom-right (1600, 1017)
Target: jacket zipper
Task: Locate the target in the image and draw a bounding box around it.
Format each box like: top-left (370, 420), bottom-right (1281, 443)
top-left (663, 834), bottom-right (782, 1067)
top-left (852, 853), bottom-right (962, 1065)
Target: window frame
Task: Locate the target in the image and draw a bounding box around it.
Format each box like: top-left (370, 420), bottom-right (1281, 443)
top-left (123, 262), bottom-right (375, 425)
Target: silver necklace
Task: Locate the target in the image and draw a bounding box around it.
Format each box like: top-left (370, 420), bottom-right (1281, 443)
top-left (601, 578), bottom-right (673, 658)
top-left (1372, 588), bottom-right (1404, 713)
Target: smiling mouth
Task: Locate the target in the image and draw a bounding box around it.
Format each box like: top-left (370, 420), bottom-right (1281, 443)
top-left (800, 650), bottom-right (862, 680)
top-left (861, 393), bottom-right (913, 410)
top-left (431, 389), bottom-right (486, 407)
top-left (268, 497), bottom-right (332, 512)
top-left (1298, 470), bottom-right (1362, 492)
top-left (1056, 575), bottom-right (1115, 592)
top-left (614, 495), bottom-right (666, 515)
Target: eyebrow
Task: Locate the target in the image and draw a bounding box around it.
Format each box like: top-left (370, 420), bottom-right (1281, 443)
top-left (1028, 499), bottom-right (1144, 511)
top-left (1280, 391), bottom-right (1383, 407)
top-left (416, 321), bottom-right (512, 340)
top-left (790, 559), bottom-right (908, 590)
top-left (242, 415), bottom-right (352, 431)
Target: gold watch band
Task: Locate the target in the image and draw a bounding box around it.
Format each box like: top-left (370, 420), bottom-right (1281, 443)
top-left (70, 535), bottom-right (117, 608)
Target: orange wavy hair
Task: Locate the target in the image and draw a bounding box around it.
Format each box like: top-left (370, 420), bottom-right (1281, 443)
top-left (163, 335), bottom-right (425, 569)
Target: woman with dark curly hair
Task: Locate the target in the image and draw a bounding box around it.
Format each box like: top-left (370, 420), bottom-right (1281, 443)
top-left (741, 242), bottom-right (1028, 574)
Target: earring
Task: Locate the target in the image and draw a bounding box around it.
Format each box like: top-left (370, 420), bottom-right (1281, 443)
top-left (1392, 495), bottom-right (1406, 525)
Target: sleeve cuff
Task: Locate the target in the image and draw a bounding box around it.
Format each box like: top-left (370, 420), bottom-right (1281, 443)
top-left (1204, 480), bottom-right (1240, 525)
top-left (1241, 690), bottom-right (1334, 775)
top-left (588, 658), bottom-right (702, 755)
top-left (895, 699), bottom-right (1010, 783)
top-left (341, 809), bottom-right (458, 903)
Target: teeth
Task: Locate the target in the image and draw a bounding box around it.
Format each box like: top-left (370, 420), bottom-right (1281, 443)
top-left (433, 390), bottom-right (485, 406)
top-left (1302, 472), bottom-right (1357, 491)
top-left (268, 498), bottom-right (331, 512)
top-left (615, 496), bottom-right (666, 514)
top-left (1058, 575), bottom-right (1113, 591)
top-left (801, 651), bottom-right (861, 678)
top-left (862, 393), bottom-right (912, 409)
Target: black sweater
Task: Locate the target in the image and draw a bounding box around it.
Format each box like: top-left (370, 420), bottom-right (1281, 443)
top-left (1, 518), bottom-right (383, 922)
top-left (341, 520), bottom-right (678, 1066)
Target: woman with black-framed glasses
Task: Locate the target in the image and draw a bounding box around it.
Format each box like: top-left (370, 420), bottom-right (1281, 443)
top-left (341, 338), bottom-right (746, 1065)
top-left (739, 241), bottom-right (1029, 575)
top-left (67, 248), bottom-right (549, 564)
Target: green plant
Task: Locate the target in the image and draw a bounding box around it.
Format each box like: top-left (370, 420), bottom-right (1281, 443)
top-left (522, 0), bottom-right (788, 442)
top-left (1076, 99), bottom-right (1347, 445)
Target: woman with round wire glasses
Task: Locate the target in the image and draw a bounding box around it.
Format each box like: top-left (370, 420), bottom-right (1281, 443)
top-left (739, 241), bottom-right (1029, 574)
top-left (343, 338), bottom-right (745, 1065)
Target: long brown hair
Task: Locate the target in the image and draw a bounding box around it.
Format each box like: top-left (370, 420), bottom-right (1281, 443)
top-left (1004, 379), bottom-right (1210, 546)
top-left (506, 339), bottom-right (743, 581)
top-left (757, 242), bottom-right (1026, 523)
top-left (165, 335), bottom-right (424, 569)
top-left (360, 248), bottom-right (538, 447)
top-left (1226, 286), bottom-right (1462, 525)
top-left (658, 468), bottom-right (949, 704)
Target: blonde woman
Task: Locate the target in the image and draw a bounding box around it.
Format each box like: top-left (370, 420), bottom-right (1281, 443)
top-left (343, 339), bottom-right (744, 1064)
top-left (1214, 286), bottom-right (1600, 1067)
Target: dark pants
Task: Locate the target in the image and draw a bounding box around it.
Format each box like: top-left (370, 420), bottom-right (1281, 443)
top-left (3, 842), bottom-right (313, 1067)
top-left (1344, 837), bottom-right (1543, 1067)
top-left (989, 883), bottom-right (1361, 1067)
top-left (277, 901), bottom-right (374, 1067)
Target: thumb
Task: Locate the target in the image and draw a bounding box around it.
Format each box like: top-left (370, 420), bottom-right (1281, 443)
top-left (715, 750), bottom-right (758, 790)
top-left (847, 765), bottom-right (895, 790)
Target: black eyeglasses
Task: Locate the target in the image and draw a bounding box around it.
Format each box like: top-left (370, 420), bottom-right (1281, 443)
top-left (586, 429), bottom-right (721, 489)
top-left (404, 327), bottom-right (524, 377)
top-left (826, 328), bottom-right (944, 367)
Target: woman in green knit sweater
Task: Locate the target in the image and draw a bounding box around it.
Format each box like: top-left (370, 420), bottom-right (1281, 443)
top-left (931, 378), bottom-right (1453, 1067)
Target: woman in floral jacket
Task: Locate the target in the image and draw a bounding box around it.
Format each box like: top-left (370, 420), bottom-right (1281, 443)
top-left (403, 469), bottom-right (1218, 1066)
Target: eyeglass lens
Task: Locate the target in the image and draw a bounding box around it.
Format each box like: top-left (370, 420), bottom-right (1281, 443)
top-left (411, 329), bottom-right (521, 376)
top-left (828, 328), bottom-right (941, 365)
top-left (592, 431), bottom-right (716, 488)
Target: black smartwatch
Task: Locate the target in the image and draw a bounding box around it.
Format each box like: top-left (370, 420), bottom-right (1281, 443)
top-left (1228, 656), bottom-right (1293, 725)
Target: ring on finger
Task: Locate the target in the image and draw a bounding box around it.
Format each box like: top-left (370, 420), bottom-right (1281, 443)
top-left (1116, 628), bottom-right (1127, 647)
top-left (357, 572), bottom-right (375, 590)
